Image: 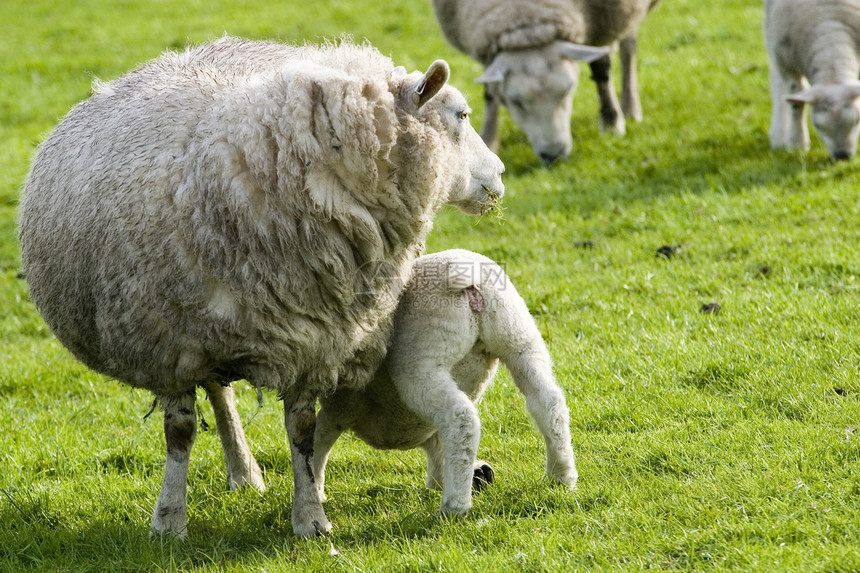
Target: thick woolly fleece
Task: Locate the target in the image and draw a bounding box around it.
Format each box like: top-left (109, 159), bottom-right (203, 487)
top-left (431, 0), bottom-right (658, 64)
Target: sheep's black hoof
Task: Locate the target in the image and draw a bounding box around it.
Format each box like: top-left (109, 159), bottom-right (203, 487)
top-left (472, 463), bottom-right (495, 493)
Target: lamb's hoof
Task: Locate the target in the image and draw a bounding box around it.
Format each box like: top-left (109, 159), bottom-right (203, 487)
top-left (293, 517), bottom-right (332, 538)
top-left (472, 462), bottom-right (495, 493)
top-left (149, 525), bottom-right (188, 541)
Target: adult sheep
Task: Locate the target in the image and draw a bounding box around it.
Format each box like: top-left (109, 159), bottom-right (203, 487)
top-left (311, 249), bottom-right (578, 518)
top-left (18, 37), bottom-right (504, 538)
top-left (431, 0), bottom-right (661, 165)
top-left (765, 0), bottom-right (860, 160)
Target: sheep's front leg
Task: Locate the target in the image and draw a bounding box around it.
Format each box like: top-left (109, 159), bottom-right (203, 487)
top-left (619, 34), bottom-right (642, 122)
top-left (481, 86), bottom-right (502, 152)
top-left (399, 372), bottom-right (480, 517)
top-left (203, 382), bottom-right (265, 492)
top-left (151, 391), bottom-right (197, 538)
top-left (284, 392), bottom-right (331, 537)
top-left (590, 52), bottom-right (625, 135)
top-left (769, 67), bottom-right (809, 150)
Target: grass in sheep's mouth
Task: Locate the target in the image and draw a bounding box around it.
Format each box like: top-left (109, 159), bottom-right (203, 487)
top-left (480, 186), bottom-right (504, 221)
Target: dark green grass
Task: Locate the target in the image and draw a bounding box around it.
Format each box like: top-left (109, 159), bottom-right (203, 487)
top-left (3, 0), bottom-right (860, 571)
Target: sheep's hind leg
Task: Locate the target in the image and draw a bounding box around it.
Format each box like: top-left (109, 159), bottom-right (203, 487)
top-left (284, 390), bottom-right (331, 537)
top-left (311, 407), bottom-right (345, 502)
top-left (151, 391), bottom-right (197, 538)
top-left (203, 382), bottom-right (265, 492)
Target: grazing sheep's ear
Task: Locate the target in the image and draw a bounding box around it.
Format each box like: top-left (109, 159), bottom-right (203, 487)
top-left (557, 41), bottom-right (611, 63)
top-left (412, 60), bottom-right (450, 110)
top-left (393, 65), bottom-right (407, 76)
top-left (848, 82), bottom-right (860, 100)
top-left (475, 56), bottom-right (507, 84)
top-left (786, 88), bottom-right (816, 105)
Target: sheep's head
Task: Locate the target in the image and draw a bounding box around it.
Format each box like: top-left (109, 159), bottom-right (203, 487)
top-left (477, 41), bottom-right (609, 165)
top-left (787, 82), bottom-right (860, 161)
top-left (399, 60), bottom-right (505, 215)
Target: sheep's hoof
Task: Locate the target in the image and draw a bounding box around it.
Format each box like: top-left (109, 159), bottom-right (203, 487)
top-left (472, 462), bottom-right (495, 493)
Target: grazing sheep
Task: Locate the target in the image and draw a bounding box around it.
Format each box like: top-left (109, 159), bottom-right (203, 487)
top-left (18, 38), bottom-right (504, 538)
top-left (311, 249), bottom-right (578, 517)
top-left (431, 0), bottom-right (661, 164)
top-left (765, 0), bottom-right (860, 160)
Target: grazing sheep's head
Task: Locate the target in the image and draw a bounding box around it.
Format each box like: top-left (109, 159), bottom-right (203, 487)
top-left (477, 41), bottom-right (609, 165)
top-left (400, 60), bottom-right (505, 215)
top-left (787, 82), bottom-right (860, 160)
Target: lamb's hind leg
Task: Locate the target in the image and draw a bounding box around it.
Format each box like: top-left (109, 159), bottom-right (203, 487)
top-left (283, 389), bottom-right (331, 537)
top-left (202, 382), bottom-right (265, 492)
top-left (399, 372), bottom-right (480, 517)
top-left (421, 432), bottom-right (495, 493)
top-left (151, 390), bottom-right (197, 538)
top-left (504, 349), bottom-right (577, 490)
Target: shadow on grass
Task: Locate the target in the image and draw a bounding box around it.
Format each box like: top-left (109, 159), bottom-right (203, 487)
top-left (495, 124), bottom-right (839, 219)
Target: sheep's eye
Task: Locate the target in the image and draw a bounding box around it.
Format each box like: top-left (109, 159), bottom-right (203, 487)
top-left (458, 111), bottom-right (469, 121)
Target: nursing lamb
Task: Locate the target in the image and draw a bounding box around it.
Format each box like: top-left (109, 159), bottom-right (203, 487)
top-left (312, 250), bottom-right (578, 518)
top-left (765, 0), bottom-right (860, 160)
top-left (18, 38), bottom-right (504, 538)
top-left (431, 0), bottom-right (661, 164)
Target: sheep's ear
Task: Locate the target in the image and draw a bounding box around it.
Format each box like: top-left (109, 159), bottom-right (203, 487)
top-left (786, 88), bottom-right (816, 105)
top-left (557, 41), bottom-right (611, 63)
top-left (475, 56), bottom-right (507, 84)
top-left (412, 60), bottom-right (450, 110)
top-left (393, 65), bottom-right (407, 76)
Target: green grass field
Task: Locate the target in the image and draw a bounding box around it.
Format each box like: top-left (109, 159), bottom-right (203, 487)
top-left (2, 0), bottom-right (860, 571)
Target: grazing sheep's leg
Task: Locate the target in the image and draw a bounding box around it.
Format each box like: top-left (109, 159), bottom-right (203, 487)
top-left (769, 69), bottom-right (809, 149)
top-left (481, 87), bottom-right (501, 152)
top-left (202, 382), bottom-right (265, 492)
top-left (284, 391), bottom-right (331, 537)
top-left (503, 351), bottom-right (577, 490)
top-left (768, 65), bottom-right (810, 150)
top-left (310, 408), bottom-right (345, 503)
top-left (619, 34), bottom-right (642, 122)
top-left (151, 391), bottom-right (197, 538)
top-left (589, 53), bottom-right (626, 135)
top-left (398, 372), bottom-right (480, 517)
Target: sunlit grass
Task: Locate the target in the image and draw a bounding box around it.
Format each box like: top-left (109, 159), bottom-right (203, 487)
top-left (2, 0), bottom-right (860, 571)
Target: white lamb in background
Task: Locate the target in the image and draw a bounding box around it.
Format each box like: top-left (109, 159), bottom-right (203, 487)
top-left (431, 0), bottom-right (662, 164)
top-left (765, 0), bottom-right (860, 160)
top-left (18, 38), bottom-right (504, 538)
top-left (312, 249), bottom-right (578, 517)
